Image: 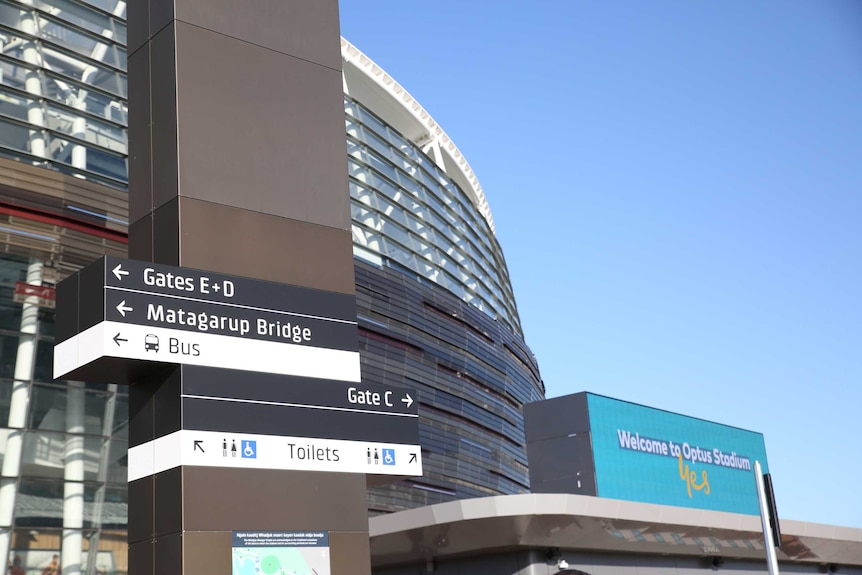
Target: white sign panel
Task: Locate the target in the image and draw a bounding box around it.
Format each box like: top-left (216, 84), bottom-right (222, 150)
top-left (53, 321), bottom-right (362, 382)
top-left (128, 429), bottom-right (423, 481)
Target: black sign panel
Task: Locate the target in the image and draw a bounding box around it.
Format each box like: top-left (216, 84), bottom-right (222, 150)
top-left (103, 256), bottom-right (356, 318)
top-left (57, 256), bottom-right (358, 351)
top-left (130, 365), bottom-right (419, 447)
top-left (181, 366), bottom-right (417, 416)
top-left (103, 290), bottom-right (357, 351)
top-left (181, 398), bottom-right (418, 444)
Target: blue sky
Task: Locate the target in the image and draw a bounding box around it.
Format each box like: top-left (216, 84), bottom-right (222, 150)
top-left (339, 1), bottom-right (862, 528)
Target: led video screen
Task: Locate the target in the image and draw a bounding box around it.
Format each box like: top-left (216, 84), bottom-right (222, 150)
top-left (588, 394), bottom-right (769, 514)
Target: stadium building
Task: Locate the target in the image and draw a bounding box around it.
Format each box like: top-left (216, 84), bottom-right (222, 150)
top-left (0, 2), bottom-right (542, 573)
top-left (1, 4), bottom-right (861, 575)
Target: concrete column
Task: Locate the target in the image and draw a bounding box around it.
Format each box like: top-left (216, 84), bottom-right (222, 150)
top-left (85, 384), bottom-right (118, 575)
top-left (18, 1), bottom-right (46, 159)
top-left (61, 381), bottom-right (86, 575)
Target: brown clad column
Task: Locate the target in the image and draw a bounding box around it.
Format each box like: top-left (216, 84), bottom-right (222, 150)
top-left (125, 2), bottom-right (367, 575)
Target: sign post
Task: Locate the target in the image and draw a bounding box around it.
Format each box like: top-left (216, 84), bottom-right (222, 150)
top-left (55, 3), bottom-right (421, 575)
top-left (754, 461), bottom-right (781, 575)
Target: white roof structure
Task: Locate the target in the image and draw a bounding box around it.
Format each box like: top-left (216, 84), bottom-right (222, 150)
top-left (341, 38), bottom-right (496, 235)
top-left (369, 493), bottom-right (862, 569)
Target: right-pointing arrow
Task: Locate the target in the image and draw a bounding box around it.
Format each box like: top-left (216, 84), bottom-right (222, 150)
top-left (402, 393), bottom-right (414, 408)
top-left (116, 300), bottom-right (133, 317)
top-left (409, 453), bottom-right (417, 464)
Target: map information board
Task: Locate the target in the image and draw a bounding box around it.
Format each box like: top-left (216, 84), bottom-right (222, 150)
top-left (232, 531), bottom-right (330, 575)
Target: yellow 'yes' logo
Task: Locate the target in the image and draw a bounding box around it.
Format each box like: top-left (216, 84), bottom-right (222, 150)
top-left (678, 453), bottom-right (710, 498)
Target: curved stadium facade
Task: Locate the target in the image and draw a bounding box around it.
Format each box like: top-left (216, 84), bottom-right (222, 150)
top-left (0, 2), bottom-right (544, 573)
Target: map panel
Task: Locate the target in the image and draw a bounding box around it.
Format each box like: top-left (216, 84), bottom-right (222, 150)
top-left (232, 531), bottom-right (330, 575)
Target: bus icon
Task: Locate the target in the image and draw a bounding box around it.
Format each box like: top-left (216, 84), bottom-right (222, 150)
top-left (144, 334), bottom-right (159, 352)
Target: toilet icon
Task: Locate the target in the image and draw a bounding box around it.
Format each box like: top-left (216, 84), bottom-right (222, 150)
top-left (241, 440), bottom-right (257, 458)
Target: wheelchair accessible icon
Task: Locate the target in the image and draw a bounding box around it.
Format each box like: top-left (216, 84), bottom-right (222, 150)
top-left (241, 440), bottom-right (257, 459)
top-left (382, 448), bottom-right (395, 466)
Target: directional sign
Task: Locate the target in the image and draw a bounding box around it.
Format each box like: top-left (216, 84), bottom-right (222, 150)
top-left (55, 258), bottom-right (423, 480)
top-left (102, 258), bottom-right (356, 316)
top-left (127, 366), bottom-right (422, 477)
top-left (168, 366), bottom-right (418, 443)
top-left (128, 430), bottom-right (423, 480)
top-left (177, 366), bottom-right (417, 418)
top-left (53, 256), bottom-right (360, 383)
top-left (55, 321), bottom-right (361, 383)
top-left (103, 290), bottom-right (357, 350)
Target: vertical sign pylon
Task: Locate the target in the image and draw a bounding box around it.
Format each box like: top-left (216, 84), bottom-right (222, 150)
top-left (118, 2), bottom-right (390, 575)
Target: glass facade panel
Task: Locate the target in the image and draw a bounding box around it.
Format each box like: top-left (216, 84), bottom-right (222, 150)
top-left (37, 18), bottom-right (124, 71)
top-left (0, 250), bottom-right (128, 573)
top-left (344, 97), bottom-right (521, 334)
top-left (32, 0), bottom-right (126, 44)
top-left (27, 385), bottom-right (115, 436)
top-left (0, 59), bottom-right (28, 92)
top-left (43, 74), bottom-right (127, 124)
top-left (0, 90), bottom-right (32, 121)
top-left (0, 380), bottom-right (11, 424)
top-left (0, 118), bottom-right (31, 155)
top-left (0, 0), bottom-right (127, 186)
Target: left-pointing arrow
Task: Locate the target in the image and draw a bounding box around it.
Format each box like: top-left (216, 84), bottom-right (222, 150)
top-left (113, 333), bottom-right (128, 346)
top-left (116, 300), bottom-right (133, 317)
top-left (194, 440), bottom-right (205, 453)
top-left (112, 263), bottom-right (129, 281)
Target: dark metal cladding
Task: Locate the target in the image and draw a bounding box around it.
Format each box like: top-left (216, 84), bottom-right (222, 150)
top-left (356, 261), bottom-right (545, 513)
top-left (53, 270), bottom-right (80, 344)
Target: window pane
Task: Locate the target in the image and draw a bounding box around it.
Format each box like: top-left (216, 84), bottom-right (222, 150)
top-left (28, 384), bottom-right (115, 435)
top-left (20, 430), bottom-right (124, 482)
